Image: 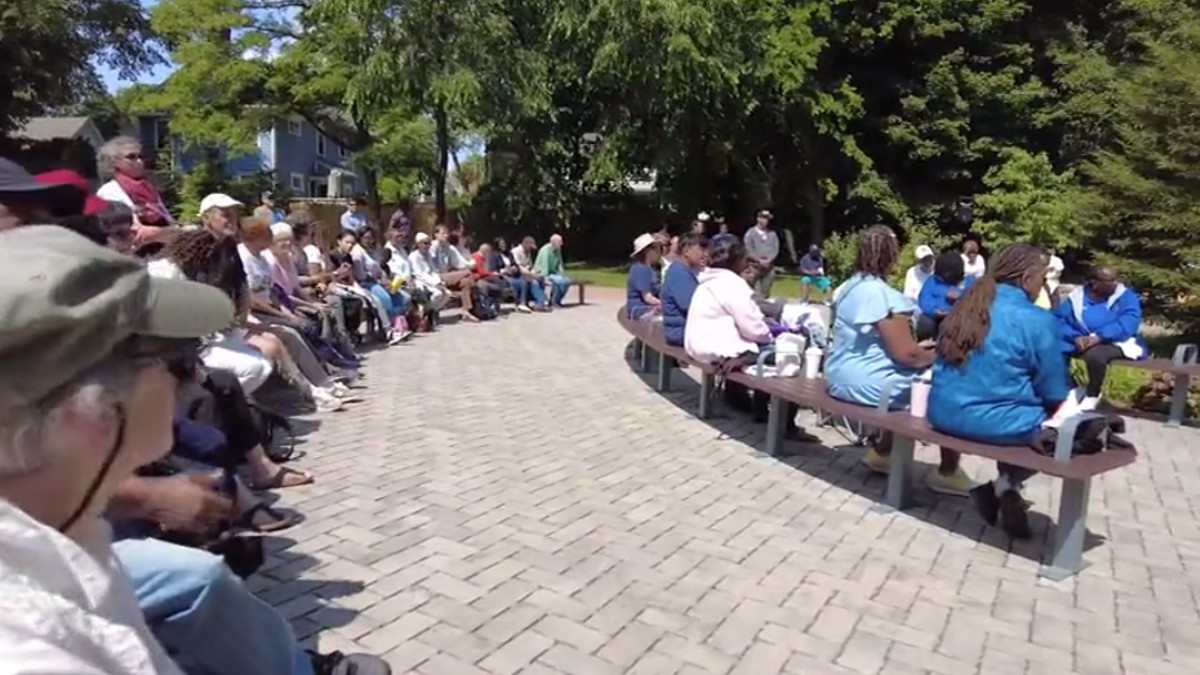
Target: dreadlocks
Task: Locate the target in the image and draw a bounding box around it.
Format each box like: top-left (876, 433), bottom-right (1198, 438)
top-left (937, 243), bottom-right (1047, 367)
top-left (161, 229), bottom-right (248, 309)
top-left (855, 225), bottom-right (899, 278)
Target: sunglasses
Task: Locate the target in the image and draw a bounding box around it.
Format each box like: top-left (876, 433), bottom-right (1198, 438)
top-left (122, 153), bottom-right (144, 161)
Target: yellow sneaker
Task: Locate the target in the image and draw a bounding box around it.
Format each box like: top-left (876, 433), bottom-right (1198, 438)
top-left (926, 467), bottom-right (975, 497)
top-left (860, 446), bottom-right (890, 475)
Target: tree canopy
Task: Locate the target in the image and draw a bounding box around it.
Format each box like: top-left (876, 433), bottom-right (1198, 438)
top-left (10, 0), bottom-right (1200, 327)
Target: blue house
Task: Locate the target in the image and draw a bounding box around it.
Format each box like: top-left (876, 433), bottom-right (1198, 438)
top-left (134, 114), bottom-right (358, 197)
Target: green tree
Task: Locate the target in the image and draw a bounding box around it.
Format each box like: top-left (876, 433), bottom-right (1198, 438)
top-left (0, 0), bottom-right (160, 133)
top-left (974, 148), bottom-right (1078, 249)
top-left (1073, 7), bottom-right (1200, 332)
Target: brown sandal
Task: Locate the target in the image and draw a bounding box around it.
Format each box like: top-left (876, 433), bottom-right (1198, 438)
top-left (250, 467), bottom-right (313, 491)
top-left (239, 504), bottom-right (303, 533)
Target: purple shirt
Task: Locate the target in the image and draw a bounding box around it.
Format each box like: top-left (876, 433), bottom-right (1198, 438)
top-left (800, 253), bottom-right (824, 276)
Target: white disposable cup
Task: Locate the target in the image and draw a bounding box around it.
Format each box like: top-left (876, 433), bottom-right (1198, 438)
top-left (803, 348), bottom-right (823, 378)
top-left (910, 381), bottom-right (931, 418)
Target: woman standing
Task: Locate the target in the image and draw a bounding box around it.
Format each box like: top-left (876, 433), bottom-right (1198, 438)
top-left (961, 238), bottom-right (987, 281)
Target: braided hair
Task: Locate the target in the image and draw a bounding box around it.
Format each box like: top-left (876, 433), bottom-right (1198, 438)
top-left (937, 243), bottom-right (1047, 367)
top-left (162, 229), bottom-right (248, 309)
top-left (855, 225), bottom-right (899, 278)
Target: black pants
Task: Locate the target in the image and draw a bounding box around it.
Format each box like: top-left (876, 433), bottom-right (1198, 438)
top-left (196, 369), bottom-right (263, 466)
top-left (1074, 343), bottom-right (1125, 397)
top-left (915, 314), bottom-right (941, 342)
top-left (724, 380), bottom-right (798, 432)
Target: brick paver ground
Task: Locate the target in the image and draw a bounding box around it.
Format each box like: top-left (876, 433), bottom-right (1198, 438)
top-left (254, 295), bottom-right (1200, 675)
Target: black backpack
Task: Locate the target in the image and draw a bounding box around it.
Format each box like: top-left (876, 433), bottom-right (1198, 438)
top-left (469, 286), bottom-right (500, 320)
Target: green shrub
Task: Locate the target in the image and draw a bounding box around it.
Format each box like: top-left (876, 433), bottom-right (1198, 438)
top-left (820, 221), bottom-right (959, 287)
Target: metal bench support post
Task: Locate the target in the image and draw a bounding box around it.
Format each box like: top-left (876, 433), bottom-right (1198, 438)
top-left (698, 372), bottom-right (715, 419)
top-left (879, 435), bottom-right (916, 512)
top-left (1040, 477), bottom-right (1091, 581)
top-left (656, 351), bottom-right (671, 391)
top-left (1167, 344), bottom-right (1198, 427)
top-left (632, 339), bottom-right (644, 361)
top-left (765, 393), bottom-right (786, 456)
top-left (578, 284), bottom-right (587, 305)
top-left (639, 344), bottom-right (652, 373)
top-left (1168, 373), bottom-right (1190, 428)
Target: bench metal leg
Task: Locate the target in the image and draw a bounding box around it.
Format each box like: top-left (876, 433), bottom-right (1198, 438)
top-left (1040, 477), bottom-right (1092, 581)
top-left (639, 344), bottom-right (652, 373)
top-left (698, 372), bottom-right (715, 419)
top-left (871, 435), bottom-right (915, 513)
top-left (1168, 373), bottom-right (1190, 427)
top-left (655, 351), bottom-right (671, 391)
top-left (632, 339), bottom-right (644, 361)
top-left (578, 285), bottom-right (587, 305)
top-left (765, 393), bottom-right (786, 456)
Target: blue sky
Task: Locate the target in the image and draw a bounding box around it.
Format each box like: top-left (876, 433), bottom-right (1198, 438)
top-left (98, 0), bottom-right (174, 91)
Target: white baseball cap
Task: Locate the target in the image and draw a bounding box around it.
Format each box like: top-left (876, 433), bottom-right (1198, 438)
top-left (914, 244), bottom-right (935, 260)
top-left (697, 212), bottom-right (712, 221)
top-left (631, 233), bottom-right (658, 257)
top-left (414, 232), bottom-right (431, 244)
top-left (198, 193), bottom-right (243, 216)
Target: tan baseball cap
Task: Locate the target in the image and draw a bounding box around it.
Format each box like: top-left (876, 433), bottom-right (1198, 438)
top-left (0, 226), bottom-right (235, 409)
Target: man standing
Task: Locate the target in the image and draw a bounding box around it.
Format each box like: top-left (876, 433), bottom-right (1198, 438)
top-left (339, 197), bottom-right (369, 234)
top-left (252, 191), bottom-right (285, 224)
top-left (743, 210), bottom-right (780, 297)
top-left (534, 233), bottom-right (573, 307)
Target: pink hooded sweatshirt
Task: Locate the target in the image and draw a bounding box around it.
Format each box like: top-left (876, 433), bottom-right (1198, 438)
top-left (684, 267), bottom-right (772, 363)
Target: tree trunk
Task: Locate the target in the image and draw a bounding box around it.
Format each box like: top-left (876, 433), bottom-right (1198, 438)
top-left (363, 167), bottom-right (381, 234)
top-left (434, 103), bottom-right (450, 224)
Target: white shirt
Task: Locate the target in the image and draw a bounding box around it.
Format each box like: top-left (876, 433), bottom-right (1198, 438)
top-left (512, 246), bottom-right (532, 270)
top-left (408, 248), bottom-right (442, 288)
top-left (385, 242), bottom-right (412, 279)
top-left (96, 180), bottom-right (176, 227)
top-left (962, 253), bottom-right (986, 280)
top-left (903, 265), bottom-right (932, 301)
top-left (237, 243), bottom-right (274, 303)
top-left (302, 244), bottom-right (328, 272)
top-left (0, 501), bottom-right (182, 674)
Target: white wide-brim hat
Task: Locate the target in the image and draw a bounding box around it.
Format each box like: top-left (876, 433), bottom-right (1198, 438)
top-left (631, 233), bottom-right (658, 257)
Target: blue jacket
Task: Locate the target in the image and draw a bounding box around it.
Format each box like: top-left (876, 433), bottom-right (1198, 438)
top-left (1054, 284), bottom-right (1144, 355)
top-left (661, 262), bottom-right (700, 345)
top-left (918, 275), bottom-right (973, 317)
top-left (928, 284), bottom-right (1069, 445)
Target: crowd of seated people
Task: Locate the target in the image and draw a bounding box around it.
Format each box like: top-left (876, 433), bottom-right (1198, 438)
top-left (633, 213), bottom-right (1147, 536)
top-left (0, 133), bottom-right (590, 673)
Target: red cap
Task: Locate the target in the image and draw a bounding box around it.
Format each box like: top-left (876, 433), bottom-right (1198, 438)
top-left (34, 169), bottom-right (109, 217)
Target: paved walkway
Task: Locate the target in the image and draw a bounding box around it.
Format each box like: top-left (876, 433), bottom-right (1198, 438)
top-left (256, 295), bottom-right (1200, 675)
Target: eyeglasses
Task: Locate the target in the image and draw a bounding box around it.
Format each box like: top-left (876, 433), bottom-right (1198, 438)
top-left (121, 153), bottom-right (144, 161)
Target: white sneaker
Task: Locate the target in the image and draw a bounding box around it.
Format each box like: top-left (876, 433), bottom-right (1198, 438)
top-left (329, 382), bottom-right (351, 398)
top-left (389, 330), bottom-right (413, 345)
top-left (333, 368), bottom-right (361, 385)
top-left (313, 389), bottom-right (344, 412)
top-left (517, 304), bottom-right (532, 314)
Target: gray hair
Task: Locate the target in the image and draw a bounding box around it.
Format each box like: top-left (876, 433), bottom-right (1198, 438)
top-left (97, 136), bottom-right (143, 180)
top-left (0, 352), bottom-right (141, 478)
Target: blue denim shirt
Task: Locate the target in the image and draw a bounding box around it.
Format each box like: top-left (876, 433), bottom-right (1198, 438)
top-left (661, 262), bottom-right (699, 345)
top-left (928, 284), bottom-right (1069, 445)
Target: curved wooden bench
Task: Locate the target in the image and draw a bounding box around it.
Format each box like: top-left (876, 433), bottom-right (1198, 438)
top-left (619, 308), bottom-right (1138, 580)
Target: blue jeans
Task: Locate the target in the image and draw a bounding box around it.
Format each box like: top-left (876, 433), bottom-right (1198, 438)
top-left (115, 537), bottom-right (314, 675)
top-left (547, 274), bottom-right (572, 305)
top-left (507, 277), bottom-right (546, 307)
top-left (366, 283), bottom-right (410, 318)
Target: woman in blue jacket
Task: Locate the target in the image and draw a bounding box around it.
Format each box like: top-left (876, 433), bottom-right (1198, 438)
top-left (1053, 266), bottom-right (1145, 405)
top-left (916, 251), bottom-right (973, 341)
top-left (928, 244), bottom-right (1068, 539)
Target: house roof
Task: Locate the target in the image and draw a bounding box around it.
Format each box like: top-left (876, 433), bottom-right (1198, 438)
top-left (15, 117), bottom-right (96, 142)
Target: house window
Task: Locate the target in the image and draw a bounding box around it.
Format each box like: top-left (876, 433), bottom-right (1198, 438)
top-left (287, 119), bottom-right (302, 136)
top-left (339, 145), bottom-right (349, 158)
top-left (153, 119), bottom-right (171, 150)
top-left (316, 132), bottom-right (327, 157)
top-left (290, 173), bottom-right (305, 191)
top-left (308, 177), bottom-right (329, 198)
